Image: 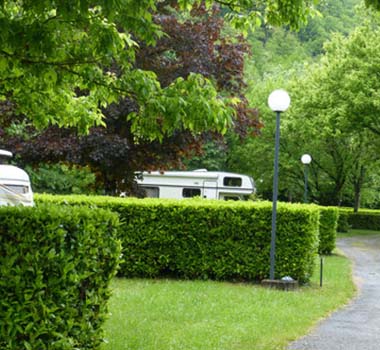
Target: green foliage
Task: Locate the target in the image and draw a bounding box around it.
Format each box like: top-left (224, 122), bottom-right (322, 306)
top-left (183, 141), bottom-right (228, 171)
top-left (0, 0), bottom-right (322, 136)
top-left (0, 1), bottom-right (237, 137)
top-left (349, 209), bottom-right (380, 230)
top-left (284, 19), bottom-right (380, 207)
top-left (0, 203), bottom-right (121, 350)
top-left (36, 194), bottom-right (320, 283)
top-left (26, 163), bottom-right (96, 194)
top-left (188, 0), bottom-right (318, 30)
top-left (338, 207), bottom-right (380, 231)
top-left (318, 207), bottom-right (339, 255)
top-left (245, 0), bottom-right (363, 79)
top-left (246, 27), bottom-right (310, 79)
top-left (337, 209), bottom-right (351, 232)
top-left (240, 15), bottom-right (380, 208)
top-left (297, 0), bottom-right (363, 56)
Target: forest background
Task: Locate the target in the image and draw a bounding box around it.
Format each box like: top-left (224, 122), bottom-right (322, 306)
top-left (1, 0), bottom-right (379, 211)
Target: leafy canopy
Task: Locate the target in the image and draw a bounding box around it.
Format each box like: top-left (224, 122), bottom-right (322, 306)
top-left (0, 0), bottom-right (327, 137)
top-left (2, 0), bottom-right (379, 137)
top-left (0, 0), bottom-right (236, 137)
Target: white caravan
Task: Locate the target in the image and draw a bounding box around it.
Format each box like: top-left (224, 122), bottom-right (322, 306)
top-left (0, 150), bottom-right (34, 206)
top-left (136, 169), bottom-right (255, 200)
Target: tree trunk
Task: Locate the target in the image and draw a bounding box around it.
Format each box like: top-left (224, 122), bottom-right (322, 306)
top-left (353, 166), bottom-right (366, 213)
top-left (353, 185), bottom-right (361, 213)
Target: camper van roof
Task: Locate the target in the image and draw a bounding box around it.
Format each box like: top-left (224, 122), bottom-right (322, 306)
top-left (0, 150), bottom-right (13, 158)
top-left (0, 164), bottom-right (30, 182)
top-left (141, 170), bottom-right (247, 179)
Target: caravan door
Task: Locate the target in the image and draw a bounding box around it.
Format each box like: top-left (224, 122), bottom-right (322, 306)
top-left (203, 181), bottom-right (217, 199)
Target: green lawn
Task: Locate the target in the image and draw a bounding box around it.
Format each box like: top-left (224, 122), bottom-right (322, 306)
top-left (101, 252), bottom-right (355, 350)
top-left (338, 228), bottom-right (380, 238)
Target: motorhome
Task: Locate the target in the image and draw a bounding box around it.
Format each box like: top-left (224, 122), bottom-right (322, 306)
top-left (0, 150), bottom-right (34, 206)
top-left (136, 169), bottom-right (255, 200)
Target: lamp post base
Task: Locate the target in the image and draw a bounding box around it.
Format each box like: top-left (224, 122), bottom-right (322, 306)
top-left (261, 279), bottom-right (299, 291)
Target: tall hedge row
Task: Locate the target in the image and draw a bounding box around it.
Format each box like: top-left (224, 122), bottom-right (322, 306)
top-left (35, 195), bottom-right (321, 283)
top-left (0, 204), bottom-right (121, 350)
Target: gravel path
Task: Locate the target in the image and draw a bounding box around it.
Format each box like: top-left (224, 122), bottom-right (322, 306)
top-left (288, 234), bottom-right (380, 350)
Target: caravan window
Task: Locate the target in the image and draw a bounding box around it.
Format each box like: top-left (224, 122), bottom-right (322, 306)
top-left (223, 195), bottom-right (240, 201)
top-left (223, 177), bottom-right (242, 187)
top-left (182, 188), bottom-right (201, 198)
top-left (143, 187), bottom-right (159, 198)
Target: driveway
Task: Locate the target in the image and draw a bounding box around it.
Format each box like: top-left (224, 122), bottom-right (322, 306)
top-left (288, 234), bottom-right (380, 350)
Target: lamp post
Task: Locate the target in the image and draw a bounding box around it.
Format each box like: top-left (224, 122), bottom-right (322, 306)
top-left (268, 89), bottom-right (290, 280)
top-left (301, 154), bottom-right (312, 203)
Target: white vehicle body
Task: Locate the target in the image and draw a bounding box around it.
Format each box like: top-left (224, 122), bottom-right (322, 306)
top-left (136, 169), bottom-right (255, 200)
top-left (0, 151), bottom-right (34, 206)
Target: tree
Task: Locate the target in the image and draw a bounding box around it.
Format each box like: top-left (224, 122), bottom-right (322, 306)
top-left (4, 0), bottom-right (380, 194)
top-left (280, 21), bottom-right (380, 209)
top-left (0, 0), bottom-right (236, 138)
top-left (0, 0), bottom-right (325, 135)
top-left (318, 24), bottom-right (380, 136)
top-left (230, 19), bottom-right (380, 208)
top-left (1, 3), bottom-right (260, 194)
top-left (1, 0), bottom-right (379, 132)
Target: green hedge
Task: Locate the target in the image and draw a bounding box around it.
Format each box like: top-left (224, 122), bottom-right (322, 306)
top-left (337, 208), bottom-right (351, 232)
top-left (349, 210), bottom-right (380, 230)
top-left (338, 208), bottom-right (380, 232)
top-left (36, 195), bottom-right (320, 283)
top-left (318, 207), bottom-right (338, 255)
top-left (0, 204), bottom-right (121, 350)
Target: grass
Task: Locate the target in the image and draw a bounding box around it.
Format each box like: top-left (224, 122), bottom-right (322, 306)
top-left (338, 228), bottom-right (380, 238)
top-left (101, 252), bottom-right (355, 350)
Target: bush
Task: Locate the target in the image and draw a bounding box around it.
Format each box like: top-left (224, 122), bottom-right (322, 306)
top-left (318, 207), bottom-right (338, 255)
top-left (337, 209), bottom-right (350, 232)
top-left (35, 195), bottom-right (320, 283)
top-left (27, 163), bottom-right (97, 194)
top-left (0, 204), bottom-right (121, 350)
top-left (338, 208), bottom-right (380, 232)
top-left (349, 210), bottom-right (380, 230)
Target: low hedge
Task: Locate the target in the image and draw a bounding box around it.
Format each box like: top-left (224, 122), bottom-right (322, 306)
top-left (120, 200), bottom-right (320, 283)
top-left (318, 207), bottom-right (339, 255)
top-left (0, 204), bottom-right (121, 350)
top-left (35, 195), bottom-right (320, 283)
top-left (338, 208), bottom-right (380, 232)
top-left (349, 210), bottom-right (380, 230)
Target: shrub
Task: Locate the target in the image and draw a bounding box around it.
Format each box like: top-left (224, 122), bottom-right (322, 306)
top-left (318, 207), bottom-right (339, 255)
top-left (337, 209), bottom-right (350, 233)
top-left (349, 210), bottom-right (380, 230)
top-left (0, 204), bottom-right (121, 350)
top-left (35, 195), bottom-right (320, 283)
top-left (338, 208), bottom-right (380, 232)
top-left (27, 163), bottom-right (96, 194)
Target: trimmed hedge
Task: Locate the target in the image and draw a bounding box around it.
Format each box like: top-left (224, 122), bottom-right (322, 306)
top-left (0, 204), bottom-right (121, 350)
top-left (349, 210), bottom-right (380, 230)
top-left (119, 201), bottom-right (321, 283)
top-left (338, 208), bottom-right (380, 232)
top-left (337, 208), bottom-right (350, 233)
top-left (318, 207), bottom-right (339, 255)
top-left (36, 195), bottom-right (320, 283)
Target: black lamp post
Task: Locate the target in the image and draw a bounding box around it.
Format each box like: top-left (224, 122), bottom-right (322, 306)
top-left (301, 154), bottom-right (312, 203)
top-left (268, 89), bottom-right (290, 280)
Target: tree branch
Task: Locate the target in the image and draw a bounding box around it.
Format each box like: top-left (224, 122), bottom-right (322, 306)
top-left (0, 50), bottom-right (103, 67)
top-left (58, 66), bottom-right (137, 98)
